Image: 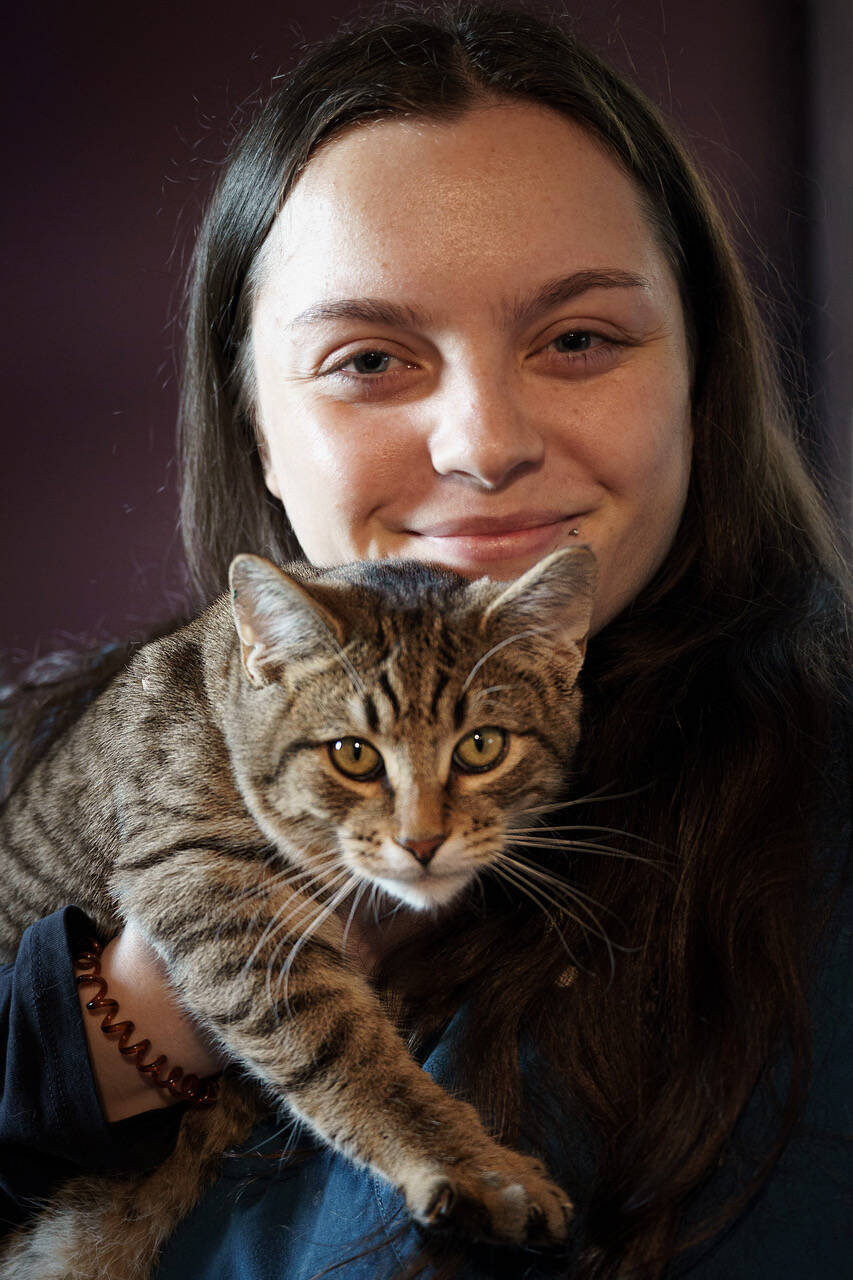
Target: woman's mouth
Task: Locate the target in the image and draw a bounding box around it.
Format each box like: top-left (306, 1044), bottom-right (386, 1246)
top-left (407, 512), bottom-right (585, 574)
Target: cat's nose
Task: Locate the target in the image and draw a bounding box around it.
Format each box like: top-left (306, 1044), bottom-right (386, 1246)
top-left (394, 834), bottom-right (446, 865)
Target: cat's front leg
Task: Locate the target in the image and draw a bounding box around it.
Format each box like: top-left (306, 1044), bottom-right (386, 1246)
top-left (117, 858), bottom-right (573, 1250)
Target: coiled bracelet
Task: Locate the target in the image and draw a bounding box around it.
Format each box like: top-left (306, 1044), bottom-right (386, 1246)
top-left (74, 937), bottom-right (220, 1108)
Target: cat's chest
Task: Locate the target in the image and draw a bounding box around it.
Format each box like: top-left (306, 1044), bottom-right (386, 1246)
top-left (334, 893), bottom-right (428, 977)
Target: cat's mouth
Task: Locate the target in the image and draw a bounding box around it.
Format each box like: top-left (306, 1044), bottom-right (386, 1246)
top-left (370, 868), bottom-right (474, 912)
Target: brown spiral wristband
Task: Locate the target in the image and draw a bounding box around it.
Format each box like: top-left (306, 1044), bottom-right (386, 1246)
top-left (74, 937), bottom-right (221, 1108)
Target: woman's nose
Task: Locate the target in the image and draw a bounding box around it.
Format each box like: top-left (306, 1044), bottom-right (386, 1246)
top-left (426, 365), bottom-right (545, 490)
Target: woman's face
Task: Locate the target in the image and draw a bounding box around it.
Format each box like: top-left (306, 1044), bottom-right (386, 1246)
top-left (252, 102), bottom-right (692, 631)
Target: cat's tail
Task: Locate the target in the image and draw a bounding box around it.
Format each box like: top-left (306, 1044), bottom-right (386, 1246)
top-left (0, 1074), bottom-right (259, 1280)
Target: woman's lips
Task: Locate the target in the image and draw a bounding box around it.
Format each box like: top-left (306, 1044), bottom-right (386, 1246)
top-left (408, 513), bottom-right (584, 570)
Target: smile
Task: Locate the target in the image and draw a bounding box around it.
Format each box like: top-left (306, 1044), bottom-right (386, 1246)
top-left (408, 512), bottom-right (585, 569)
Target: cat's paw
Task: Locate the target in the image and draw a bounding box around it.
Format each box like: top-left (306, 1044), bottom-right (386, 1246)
top-left (405, 1149), bottom-right (573, 1248)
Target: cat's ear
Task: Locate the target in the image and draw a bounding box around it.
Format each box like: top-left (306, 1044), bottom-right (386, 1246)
top-left (478, 546), bottom-right (597, 655)
top-left (229, 555), bottom-right (347, 688)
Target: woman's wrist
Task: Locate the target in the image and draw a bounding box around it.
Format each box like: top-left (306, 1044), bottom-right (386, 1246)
top-left (76, 924), bottom-right (227, 1123)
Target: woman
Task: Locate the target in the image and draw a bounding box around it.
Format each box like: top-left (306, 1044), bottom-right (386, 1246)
top-left (2, 2), bottom-right (850, 1277)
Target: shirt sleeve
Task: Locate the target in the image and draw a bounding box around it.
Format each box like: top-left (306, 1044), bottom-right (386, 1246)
top-left (0, 906), bottom-right (183, 1233)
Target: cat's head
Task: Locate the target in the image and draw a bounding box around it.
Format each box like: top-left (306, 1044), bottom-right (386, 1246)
top-left (226, 549), bottom-right (595, 913)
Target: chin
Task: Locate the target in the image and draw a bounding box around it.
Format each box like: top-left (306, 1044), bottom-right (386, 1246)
top-left (373, 871), bottom-right (472, 913)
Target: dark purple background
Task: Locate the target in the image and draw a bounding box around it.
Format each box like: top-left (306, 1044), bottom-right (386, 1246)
top-left (1, 1), bottom-right (829, 661)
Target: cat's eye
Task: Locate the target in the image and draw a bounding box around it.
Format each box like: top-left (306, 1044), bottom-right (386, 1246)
top-left (452, 727), bottom-right (508, 773)
top-left (328, 737), bottom-right (384, 780)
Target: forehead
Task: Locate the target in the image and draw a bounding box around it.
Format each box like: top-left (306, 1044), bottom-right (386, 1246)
top-left (256, 102), bottom-right (679, 318)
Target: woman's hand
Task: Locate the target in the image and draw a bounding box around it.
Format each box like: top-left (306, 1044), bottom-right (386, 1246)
top-left (77, 921), bottom-right (228, 1123)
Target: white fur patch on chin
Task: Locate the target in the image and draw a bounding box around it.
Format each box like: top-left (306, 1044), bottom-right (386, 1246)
top-left (372, 871), bottom-right (473, 912)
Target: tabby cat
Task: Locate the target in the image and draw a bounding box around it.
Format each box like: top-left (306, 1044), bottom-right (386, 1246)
top-left (0, 545), bottom-right (595, 1279)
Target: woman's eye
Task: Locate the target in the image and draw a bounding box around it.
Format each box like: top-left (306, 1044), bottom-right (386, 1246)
top-left (552, 330), bottom-right (599, 353)
top-left (550, 329), bottom-right (612, 358)
top-left (328, 348), bottom-right (414, 380)
top-left (323, 330), bottom-right (619, 392)
top-left (328, 736), bottom-right (384, 779)
top-left (342, 350), bottom-right (393, 375)
top-left (544, 329), bottom-right (624, 375)
top-left (453, 726), bottom-right (508, 773)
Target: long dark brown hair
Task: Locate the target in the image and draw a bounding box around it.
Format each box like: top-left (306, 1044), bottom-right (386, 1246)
top-left (3, 3), bottom-right (850, 1276)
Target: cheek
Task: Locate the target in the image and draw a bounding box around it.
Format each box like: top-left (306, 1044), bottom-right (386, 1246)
top-left (642, 392), bottom-right (692, 516)
top-left (594, 362), bottom-right (692, 508)
top-left (269, 408), bottom-right (432, 556)
top-left (582, 373), bottom-right (692, 628)
top-left (626, 412), bottom-right (690, 507)
top-left (263, 416), bottom-right (378, 548)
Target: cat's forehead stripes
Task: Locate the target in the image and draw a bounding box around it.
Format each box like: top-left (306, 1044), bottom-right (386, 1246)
top-left (371, 655), bottom-right (463, 732)
top-left (453, 691), bottom-right (468, 732)
top-left (378, 671), bottom-right (400, 720)
top-left (362, 692), bottom-right (380, 733)
top-left (347, 610), bottom-right (535, 736)
top-left (370, 630), bottom-right (465, 723)
top-left (429, 671), bottom-right (449, 722)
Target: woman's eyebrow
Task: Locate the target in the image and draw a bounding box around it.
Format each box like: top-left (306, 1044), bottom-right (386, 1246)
top-left (284, 269), bottom-right (650, 332)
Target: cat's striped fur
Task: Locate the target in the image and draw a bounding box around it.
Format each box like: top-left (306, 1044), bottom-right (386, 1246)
top-left (0, 546), bottom-right (595, 1279)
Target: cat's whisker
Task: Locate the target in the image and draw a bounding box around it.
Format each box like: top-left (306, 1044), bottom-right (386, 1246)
top-left (374, 892), bottom-right (407, 928)
top-left (227, 867), bottom-right (325, 917)
top-left (239, 865), bottom-right (335, 947)
top-left (263, 870), bottom-right (353, 961)
top-left (487, 863), bottom-right (591, 974)
top-left (378, 889), bottom-right (406, 927)
top-left (489, 856), bottom-right (587, 920)
top-left (246, 857), bottom-right (334, 887)
top-left (473, 872), bottom-right (488, 915)
top-left (494, 854), bottom-right (632, 962)
top-left (242, 867), bottom-right (352, 996)
top-left (460, 628), bottom-right (544, 695)
top-left (497, 853), bottom-right (631, 925)
top-left (243, 910), bottom-right (296, 997)
top-left (499, 850), bottom-right (639, 923)
top-left (366, 882), bottom-right (381, 926)
top-left (510, 821), bottom-right (636, 838)
top-left (240, 1113), bottom-right (305, 1165)
top-left (261, 869), bottom-right (356, 1012)
top-left (508, 833), bottom-right (637, 851)
top-left (494, 858), bottom-right (596, 925)
top-left (321, 632), bottom-right (366, 700)
top-left (488, 861), bottom-right (563, 929)
top-left (277, 873), bottom-right (361, 1011)
top-left (509, 820), bottom-right (669, 852)
top-left (493, 861), bottom-right (621, 983)
top-left (505, 836), bottom-right (672, 874)
top-left (230, 854), bottom-right (343, 909)
top-left (466, 683), bottom-right (518, 715)
top-left (508, 837), bottom-right (648, 858)
top-left (266, 868), bottom-right (353, 952)
top-left (518, 798), bottom-right (584, 817)
top-left (340, 879), bottom-right (370, 957)
top-left (519, 781), bottom-right (657, 816)
top-left (274, 866), bottom-right (351, 922)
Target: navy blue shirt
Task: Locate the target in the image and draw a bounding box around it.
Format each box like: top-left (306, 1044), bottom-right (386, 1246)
top-left (1, 884), bottom-right (851, 1277)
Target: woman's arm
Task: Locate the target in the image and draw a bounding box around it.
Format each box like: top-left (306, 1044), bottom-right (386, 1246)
top-left (0, 909), bottom-right (222, 1232)
top-left (79, 923), bottom-right (226, 1123)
